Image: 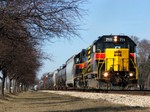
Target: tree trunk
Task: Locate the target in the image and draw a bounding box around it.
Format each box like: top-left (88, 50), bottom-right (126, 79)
top-left (13, 79), bottom-right (16, 94)
top-left (1, 77), bottom-right (5, 96)
top-left (8, 78), bottom-right (12, 94)
top-left (1, 70), bottom-right (7, 97)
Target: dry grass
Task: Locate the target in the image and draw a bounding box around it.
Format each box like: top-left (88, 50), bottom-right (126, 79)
top-left (0, 91), bottom-right (149, 112)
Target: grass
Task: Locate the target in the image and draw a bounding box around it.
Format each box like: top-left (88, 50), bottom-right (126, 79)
top-left (0, 90), bottom-right (149, 112)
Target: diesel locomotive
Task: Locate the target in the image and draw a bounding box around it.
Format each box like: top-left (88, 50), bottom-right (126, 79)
top-left (43, 35), bottom-right (138, 90)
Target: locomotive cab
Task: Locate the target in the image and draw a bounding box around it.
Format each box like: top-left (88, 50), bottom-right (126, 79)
top-left (97, 35), bottom-right (138, 88)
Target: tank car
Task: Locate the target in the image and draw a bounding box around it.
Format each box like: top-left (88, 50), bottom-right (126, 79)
top-left (47, 72), bottom-right (54, 89)
top-left (47, 70), bottom-right (58, 89)
top-left (66, 55), bottom-right (76, 87)
top-left (52, 69), bottom-right (58, 89)
top-left (55, 64), bottom-right (66, 89)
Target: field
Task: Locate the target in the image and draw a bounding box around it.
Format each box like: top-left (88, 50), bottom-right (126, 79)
top-left (0, 91), bottom-right (149, 112)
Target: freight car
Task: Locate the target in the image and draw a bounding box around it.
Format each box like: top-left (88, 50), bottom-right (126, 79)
top-left (56, 64), bottom-right (66, 89)
top-left (46, 35), bottom-right (138, 90)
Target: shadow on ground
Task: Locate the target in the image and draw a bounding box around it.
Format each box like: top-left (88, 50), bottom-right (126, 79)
top-left (2, 91), bottom-right (149, 112)
top-left (41, 106), bottom-right (146, 112)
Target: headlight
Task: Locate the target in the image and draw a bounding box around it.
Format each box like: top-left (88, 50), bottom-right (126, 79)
top-left (114, 36), bottom-right (118, 42)
top-left (103, 72), bottom-right (109, 77)
top-left (129, 73), bottom-right (134, 77)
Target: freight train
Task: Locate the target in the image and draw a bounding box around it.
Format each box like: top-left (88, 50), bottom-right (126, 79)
top-left (41, 35), bottom-right (138, 90)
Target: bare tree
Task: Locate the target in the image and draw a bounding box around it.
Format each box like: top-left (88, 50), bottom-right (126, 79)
top-left (130, 36), bottom-right (150, 90)
top-left (6, 41), bottom-right (41, 93)
top-left (0, 0), bottom-right (85, 40)
top-left (137, 39), bottom-right (150, 90)
top-left (0, 0), bottom-right (86, 96)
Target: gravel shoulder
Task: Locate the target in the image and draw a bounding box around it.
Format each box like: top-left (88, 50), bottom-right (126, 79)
top-left (0, 91), bottom-right (149, 112)
top-left (42, 90), bottom-right (150, 108)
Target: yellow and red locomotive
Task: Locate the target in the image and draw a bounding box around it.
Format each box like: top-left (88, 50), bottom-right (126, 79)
top-left (42, 35), bottom-right (138, 90)
top-left (74, 35), bottom-right (138, 89)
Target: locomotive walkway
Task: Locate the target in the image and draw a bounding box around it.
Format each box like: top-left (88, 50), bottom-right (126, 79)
top-left (0, 90), bottom-right (149, 112)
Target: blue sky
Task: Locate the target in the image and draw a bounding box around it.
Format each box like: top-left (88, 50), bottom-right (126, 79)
top-left (37, 0), bottom-right (150, 78)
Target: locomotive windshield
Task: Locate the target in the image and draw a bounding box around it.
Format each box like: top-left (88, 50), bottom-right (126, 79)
top-left (95, 35), bottom-right (136, 53)
top-left (104, 43), bottom-right (126, 49)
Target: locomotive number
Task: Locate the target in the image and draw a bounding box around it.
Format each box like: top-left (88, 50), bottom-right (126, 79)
top-left (120, 38), bottom-right (125, 42)
top-left (105, 38), bottom-right (113, 42)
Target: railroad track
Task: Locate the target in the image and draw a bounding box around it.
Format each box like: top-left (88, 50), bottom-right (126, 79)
top-left (53, 88), bottom-right (150, 96)
top-left (100, 90), bottom-right (150, 96)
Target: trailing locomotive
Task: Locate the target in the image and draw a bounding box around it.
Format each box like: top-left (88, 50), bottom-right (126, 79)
top-left (44, 35), bottom-right (138, 90)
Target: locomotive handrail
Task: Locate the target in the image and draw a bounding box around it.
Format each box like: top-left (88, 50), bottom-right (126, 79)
top-left (130, 58), bottom-right (138, 79)
top-left (106, 58), bottom-right (129, 71)
top-left (98, 60), bottom-right (105, 79)
top-left (130, 58), bottom-right (136, 68)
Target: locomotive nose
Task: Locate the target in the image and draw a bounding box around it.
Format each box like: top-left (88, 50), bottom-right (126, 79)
top-left (105, 48), bottom-right (129, 72)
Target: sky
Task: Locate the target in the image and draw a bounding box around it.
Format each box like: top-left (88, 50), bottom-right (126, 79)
top-left (37, 0), bottom-right (150, 78)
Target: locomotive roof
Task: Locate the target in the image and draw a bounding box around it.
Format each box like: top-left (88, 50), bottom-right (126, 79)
top-left (93, 35), bottom-right (136, 46)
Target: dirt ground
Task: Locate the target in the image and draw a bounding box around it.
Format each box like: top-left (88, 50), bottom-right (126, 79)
top-left (0, 91), bottom-right (149, 112)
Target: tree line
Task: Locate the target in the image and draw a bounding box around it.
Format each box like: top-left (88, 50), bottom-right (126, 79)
top-left (0, 0), bottom-right (85, 96)
top-left (131, 36), bottom-right (150, 90)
